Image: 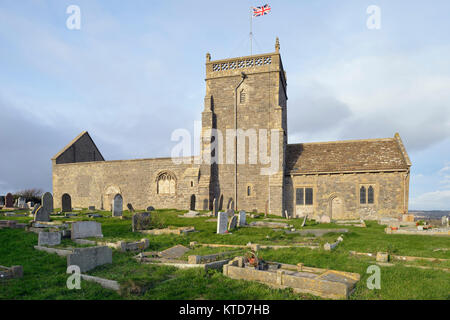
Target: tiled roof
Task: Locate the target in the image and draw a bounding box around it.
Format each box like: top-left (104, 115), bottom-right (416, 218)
top-left (286, 137), bottom-right (410, 174)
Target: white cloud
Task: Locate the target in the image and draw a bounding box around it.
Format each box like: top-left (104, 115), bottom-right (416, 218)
top-left (410, 190), bottom-right (450, 210)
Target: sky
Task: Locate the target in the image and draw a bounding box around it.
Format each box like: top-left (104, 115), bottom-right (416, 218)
top-left (0, 0), bottom-right (449, 210)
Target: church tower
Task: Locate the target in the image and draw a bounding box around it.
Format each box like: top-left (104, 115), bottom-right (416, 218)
top-left (201, 38), bottom-right (288, 215)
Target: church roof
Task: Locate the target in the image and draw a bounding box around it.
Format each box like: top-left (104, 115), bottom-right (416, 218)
top-left (286, 134), bottom-right (411, 175)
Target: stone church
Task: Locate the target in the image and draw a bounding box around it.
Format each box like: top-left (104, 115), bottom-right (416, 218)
top-left (52, 39), bottom-right (411, 220)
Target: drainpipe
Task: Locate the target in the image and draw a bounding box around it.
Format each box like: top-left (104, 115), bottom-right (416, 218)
top-left (234, 72), bottom-right (247, 211)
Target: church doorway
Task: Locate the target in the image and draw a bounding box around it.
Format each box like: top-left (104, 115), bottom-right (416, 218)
top-left (62, 193), bottom-right (72, 212)
top-left (190, 195), bottom-right (196, 211)
top-left (331, 196), bottom-right (345, 220)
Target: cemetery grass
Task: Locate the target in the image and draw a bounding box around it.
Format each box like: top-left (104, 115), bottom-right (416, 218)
top-left (0, 209), bottom-right (449, 300)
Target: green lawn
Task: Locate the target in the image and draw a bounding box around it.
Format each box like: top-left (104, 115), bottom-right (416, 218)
top-left (0, 209), bottom-right (449, 300)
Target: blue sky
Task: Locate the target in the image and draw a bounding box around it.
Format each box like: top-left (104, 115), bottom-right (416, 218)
top-left (0, 1), bottom-right (449, 209)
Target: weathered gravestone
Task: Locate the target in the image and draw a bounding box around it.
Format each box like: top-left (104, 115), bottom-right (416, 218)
top-left (213, 198), bottom-right (218, 217)
top-left (442, 216), bottom-right (449, 227)
top-left (41, 192), bottom-right (53, 214)
top-left (88, 206), bottom-right (95, 211)
top-left (71, 221), bottom-right (103, 239)
top-left (132, 212), bottom-right (152, 232)
top-left (217, 212), bottom-right (228, 234)
top-left (146, 206), bottom-right (155, 212)
top-left (226, 208), bottom-right (234, 217)
top-left (301, 214), bottom-right (308, 227)
top-left (34, 206), bottom-right (50, 222)
top-left (0, 196), bottom-right (4, 206)
top-left (238, 210), bottom-right (246, 227)
top-left (127, 203), bottom-right (134, 213)
top-left (112, 194), bottom-right (123, 217)
top-left (31, 204), bottom-right (40, 215)
top-left (17, 197), bottom-right (26, 208)
top-left (61, 194), bottom-right (72, 212)
top-left (67, 246), bottom-right (112, 272)
top-left (5, 193), bottom-right (13, 208)
top-left (38, 232), bottom-right (61, 246)
top-left (228, 215), bottom-right (238, 231)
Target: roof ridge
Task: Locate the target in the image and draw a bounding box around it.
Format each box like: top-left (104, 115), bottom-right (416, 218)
top-left (287, 137), bottom-right (395, 146)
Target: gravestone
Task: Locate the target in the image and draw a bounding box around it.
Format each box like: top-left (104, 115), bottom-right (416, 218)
top-left (34, 206), bottom-right (50, 222)
top-left (301, 214), bottom-right (308, 227)
top-left (320, 215), bottom-right (331, 223)
top-left (213, 198), bottom-right (219, 217)
top-left (31, 204), bottom-right (40, 215)
top-left (442, 215), bottom-right (449, 227)
top-left (132, 212), bottom-right (152, 232)
top-left (41, 192), bottom-right (53, 215)
top-left (226, 208), bottom-right (234, 217)
top-left (0, 196), bottom-right (4, 206)
top-left (5, 193), bottom-right (13, 207)
top-left (228, 215), bottom-right (238, 230)
top-left (27, 201), bottom-right (34, 209)
top-left (159, 245), bottom-right (190, 259)
top-left (61, 194), bottom-right (72, 212)
top-left (71, 221), bottom-right (103, 239)
top-left (67, 246), bottom-right (112, 272)
top-left (17, 197), bottom-right (26, 208)
top-left (38, 232), bottom-right (61, 246)
top-left (146, 206), bottom-right (155, 212)
top-left (127, 203), bottom-right (134, 213)
top-left (238, 210), bottom-right (246, 227)
top-left (88, 206), bottom-right (95, 211)
top-left (217, 212), bottom-right (228, 234)
top-left (112, 195), bottom-right (123, 217)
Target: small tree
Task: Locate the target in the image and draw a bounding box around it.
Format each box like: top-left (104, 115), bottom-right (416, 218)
top-left (16, 188), bottom-right (44, 203)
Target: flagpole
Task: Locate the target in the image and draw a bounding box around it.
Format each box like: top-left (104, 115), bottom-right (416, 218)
top-left (250, 7), bottom-right (253, 56)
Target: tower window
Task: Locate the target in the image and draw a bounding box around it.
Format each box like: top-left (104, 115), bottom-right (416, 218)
top-left (190, 181), bottom-right (194, 187)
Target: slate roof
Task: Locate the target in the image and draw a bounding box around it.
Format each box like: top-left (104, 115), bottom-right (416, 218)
top-left (285, 135), bottom-right (410, 175)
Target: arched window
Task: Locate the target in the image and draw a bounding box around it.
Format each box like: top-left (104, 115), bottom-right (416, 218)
top-left (156, 172), bottom-right (176, 194)
top-left (360, 186), bottom-right (366, 204)
top-left (247, 186), bottom-right (251, 196)
top-left (368, 186), bottom-right (374, 204)
top-left (240, 89), bottom-right (246, 104)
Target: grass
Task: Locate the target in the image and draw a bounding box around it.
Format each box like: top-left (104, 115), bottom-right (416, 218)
top-left (0, 208), bottom-right (449, 300)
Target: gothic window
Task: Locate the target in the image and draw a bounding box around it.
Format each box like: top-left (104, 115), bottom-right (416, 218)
top-left (296, 188), bottom-right (313, 205)
top-left (305, 188), bottom-right (313, 205)
top-left (368, 186), bottom-right (374, 204)
top-left (156, 172), bottom-right (176, 195)
top-left (360, 186), bottom-right (366, 204)
top-left (240, 89), bottom-right (246, 104)
top-left (296, 188), bottom-right (304, 205)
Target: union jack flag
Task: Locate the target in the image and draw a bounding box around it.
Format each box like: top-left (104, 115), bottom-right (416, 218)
top-left (253, 4), bottom-right (271, 17)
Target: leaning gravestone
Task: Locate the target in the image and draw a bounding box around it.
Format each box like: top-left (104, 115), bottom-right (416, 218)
top-left (127, 203), bottom-right (135, 213)
top-left (112, 195), bottom-right (123, 217)
top-left (34, 206), bottom-right (50, 222)
top-left (5, 193), bottom-right (13, 208)
top-left (217, 212), bottom-right (228, 234)
top-left (41, 192), bottom-right (53, 215)
top-left (132, 212), bottom-right (152, 232)
top-left (31, 204), bottom-right (40, 215)
top-left (228, 215), bottom-right (238, 231)
top-left (238, 210), bottom-right (246, 227)
top-left (71, 221), bottom-right (103, 239)
top-left (38, 232), bottom-right (61, 246)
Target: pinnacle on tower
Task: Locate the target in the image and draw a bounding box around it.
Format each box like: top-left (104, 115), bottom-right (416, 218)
top-left (275, 37), bottom-right (280, 52)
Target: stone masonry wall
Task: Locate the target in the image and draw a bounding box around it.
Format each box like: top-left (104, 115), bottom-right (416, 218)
top-left (284, 171), bottom-right (408, 220)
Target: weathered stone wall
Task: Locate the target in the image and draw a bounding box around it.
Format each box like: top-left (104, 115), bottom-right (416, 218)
top-left (52, 157), bottom-right (200, 211)
top-left (284, 171), bottom-right (409, 220)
